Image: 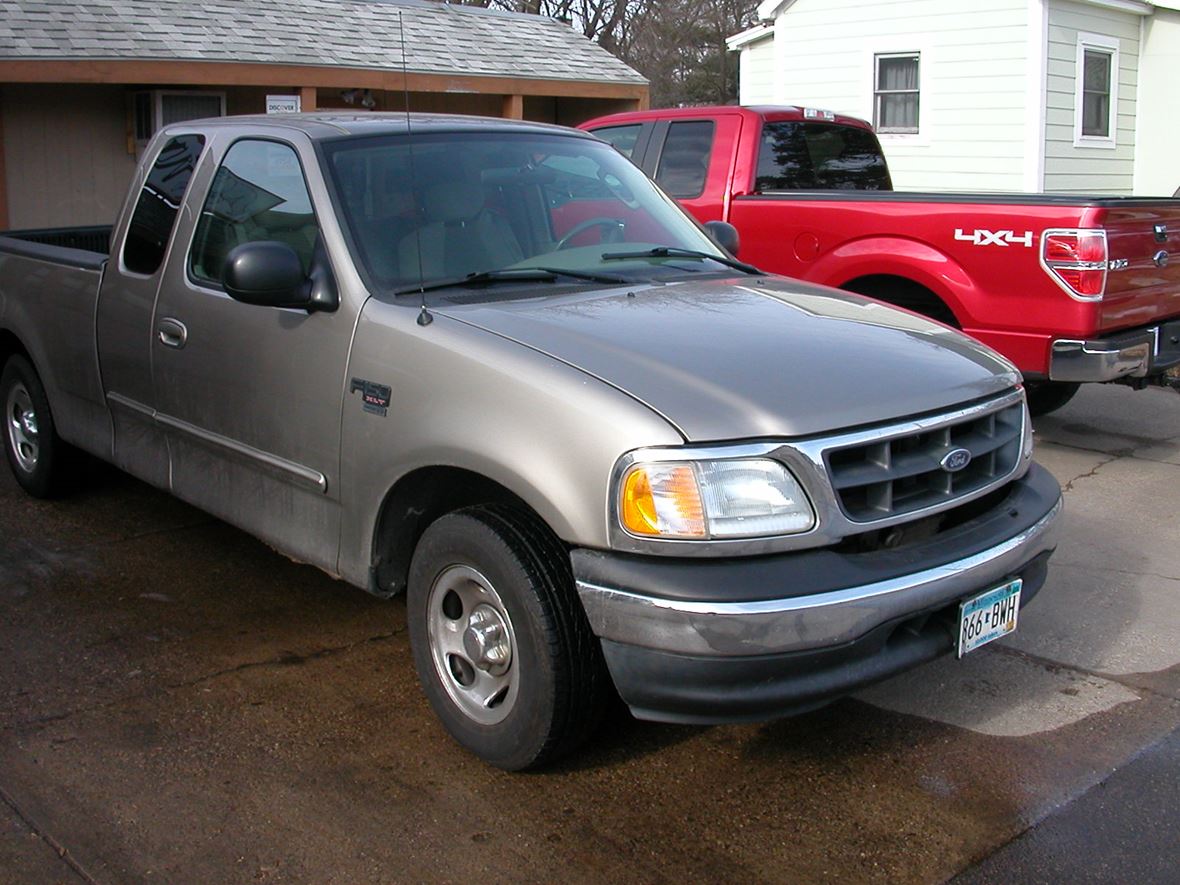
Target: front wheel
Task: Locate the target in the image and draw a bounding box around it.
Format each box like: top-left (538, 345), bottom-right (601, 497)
top-left (407, 505), bottom-right (607, 770)
top-left (2, 355), bottom-right (74, 497)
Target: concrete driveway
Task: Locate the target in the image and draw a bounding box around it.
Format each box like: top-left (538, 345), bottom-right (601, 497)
top-left (1, 383), bottom-right (1177, 883)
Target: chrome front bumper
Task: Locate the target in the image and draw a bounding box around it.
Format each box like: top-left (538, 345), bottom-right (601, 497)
top-left (575, 493), bottom-right (1062, 660)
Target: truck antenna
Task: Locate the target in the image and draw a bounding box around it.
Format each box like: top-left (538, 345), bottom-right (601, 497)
top-left (398, 9), bottom-right (431, 326)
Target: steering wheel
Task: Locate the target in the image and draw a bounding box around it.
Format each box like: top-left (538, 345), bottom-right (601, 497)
top-left (555, 217), bottom-right (625, 250)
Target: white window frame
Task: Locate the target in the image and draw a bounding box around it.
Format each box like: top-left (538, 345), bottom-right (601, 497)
top-left (1073, 33), bottom-right (1119, 150)
top-left (873, 51), bottom-right (921, 135)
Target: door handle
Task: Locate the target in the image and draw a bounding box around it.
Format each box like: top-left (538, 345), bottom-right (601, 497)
top-left (157, 317), bottom-right (188, 349)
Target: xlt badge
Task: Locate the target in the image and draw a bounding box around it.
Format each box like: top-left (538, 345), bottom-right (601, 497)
top-left (350, 378), bottom-right (391, 416)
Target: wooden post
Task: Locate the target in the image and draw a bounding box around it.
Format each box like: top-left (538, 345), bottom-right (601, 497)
top-left (300, 86), bottom-right (317, 111)
top-left (501, 93), bottom-right (523, 120)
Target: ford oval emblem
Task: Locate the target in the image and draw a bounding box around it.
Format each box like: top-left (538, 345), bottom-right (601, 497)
top-left (941, 448), bottom-right (972, 473)
top-left (1154, 250), bottom-right (1170, 268)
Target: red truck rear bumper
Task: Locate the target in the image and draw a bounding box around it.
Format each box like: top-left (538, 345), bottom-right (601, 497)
top-left (1049, 319), bottom-right (1180, 383)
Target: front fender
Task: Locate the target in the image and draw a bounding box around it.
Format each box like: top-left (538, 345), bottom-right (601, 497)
top-left (335, 303), bottom-right (682, 588)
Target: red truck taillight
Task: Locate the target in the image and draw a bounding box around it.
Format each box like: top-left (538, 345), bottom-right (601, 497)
top-left (1040, 229), bottom-right (1107, 301)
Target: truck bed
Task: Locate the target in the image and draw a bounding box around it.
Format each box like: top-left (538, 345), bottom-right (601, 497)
top-left (0, 226), bottom-right (111, 270)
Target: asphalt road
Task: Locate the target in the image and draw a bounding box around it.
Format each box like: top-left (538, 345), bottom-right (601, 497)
top-left (1, 383), bottom-right (1178, 884)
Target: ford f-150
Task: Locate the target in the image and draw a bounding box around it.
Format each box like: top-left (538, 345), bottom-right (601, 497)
top-left (1, 113), bottom-right (1061, 769)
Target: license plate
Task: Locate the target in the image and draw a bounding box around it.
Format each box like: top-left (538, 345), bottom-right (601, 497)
top-left (957, 579), bottom-right (1022, 657)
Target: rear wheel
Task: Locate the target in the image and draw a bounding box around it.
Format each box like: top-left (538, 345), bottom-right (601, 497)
top-left (1025, 381), bottom-right (1081, 416)
top-left (2, 355), bottom-right (73, 497)
top-left (407, 505), bottom-right (607, 770)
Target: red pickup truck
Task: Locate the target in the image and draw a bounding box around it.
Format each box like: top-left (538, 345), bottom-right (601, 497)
top-left (580, 106), bottom-right (1180, 414)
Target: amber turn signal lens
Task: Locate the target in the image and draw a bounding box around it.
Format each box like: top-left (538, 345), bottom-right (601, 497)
top-left (620, 464), bottom-right (706, 538)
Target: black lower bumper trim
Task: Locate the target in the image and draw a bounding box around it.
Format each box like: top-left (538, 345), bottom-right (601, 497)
top-left (603, 551), bottom-right (1052, 725)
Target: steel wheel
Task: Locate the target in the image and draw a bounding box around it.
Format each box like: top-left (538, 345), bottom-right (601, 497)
top-left (407, 505), bottom-right (609, 770)
top-left (6, 381), bottom-right (39, 474)
top-left (425, 564), bottom-right (519, 725)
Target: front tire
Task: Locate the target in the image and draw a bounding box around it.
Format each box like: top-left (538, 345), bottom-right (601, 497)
top-left (407, 505), bottom-right (607, 770)
top-left (2, 355), bottom-right (73, 497)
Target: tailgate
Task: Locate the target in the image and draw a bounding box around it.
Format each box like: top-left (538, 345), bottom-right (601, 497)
top-left (1098, 201), bottom-right (1180, 332)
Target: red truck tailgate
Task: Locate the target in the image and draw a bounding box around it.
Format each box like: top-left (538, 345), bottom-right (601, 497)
top-left (1095, 202), bottom-right (1180, 332)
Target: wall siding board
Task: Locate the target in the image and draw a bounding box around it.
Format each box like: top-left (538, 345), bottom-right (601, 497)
top-left (741, 0), bottom-right (1031, 192)
top-left (1042, 0), bottom-right (1140, 195)
top-left (2, 84), bottom-right (136, 229)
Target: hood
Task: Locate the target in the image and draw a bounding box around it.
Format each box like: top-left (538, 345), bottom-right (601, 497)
top-left (437, 276), bottom-right (1020, 441)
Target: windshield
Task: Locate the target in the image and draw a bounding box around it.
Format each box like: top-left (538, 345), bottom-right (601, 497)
top-left (322, 131), bottom-right (732, 293)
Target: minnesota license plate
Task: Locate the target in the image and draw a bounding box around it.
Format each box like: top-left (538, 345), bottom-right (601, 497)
top-left (957, 579), bottom-right (1022, 657)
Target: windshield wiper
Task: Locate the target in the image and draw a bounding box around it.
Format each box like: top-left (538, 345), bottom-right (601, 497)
top-left (599, 246), bottom-right (761, 275)
top-left (394, 267), bottom-right (626, 296)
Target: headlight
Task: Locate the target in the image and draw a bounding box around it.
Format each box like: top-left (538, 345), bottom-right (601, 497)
top-left (618, 457), bottom-right (815, 540)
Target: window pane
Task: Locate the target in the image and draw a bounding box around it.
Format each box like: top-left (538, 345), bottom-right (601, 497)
top-left (1082, 92), bottom-right (1110, 137)
top-left (1081, 49), bottom-right (1112, 137)
top-left (878, 56), bottom-right (919, 91)
top-left (593, 125), bottom-right (643, 159)
top-left (190, 140), bottom-right (318, 286)
top-left (756, 122), bottom-right (892, 191)
top-left (879, 93), bottom-right (919, 131)
top-left (1083, 50), bottom-right (1111, 92)
top-left (654, 121), bottom-right (714, 198)
top-left (123, 134), bottom-right (205, 276)
top-left (161, 93), bottom-right (223, 126)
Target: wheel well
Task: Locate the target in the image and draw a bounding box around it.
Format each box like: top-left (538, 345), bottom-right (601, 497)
top-left (370, 466), bottom-right (542, 598)
top-left (840, 275), bottom-right (960, 328)
top-left (0, 330), bottom-right (30, 371)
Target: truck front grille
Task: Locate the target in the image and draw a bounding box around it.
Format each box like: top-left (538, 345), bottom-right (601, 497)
top-left (825, 400), bottom-right (1025, 523)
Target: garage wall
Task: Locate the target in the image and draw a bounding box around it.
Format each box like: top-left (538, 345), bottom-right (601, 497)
top-left (1133, 7), bottom-right (1180, 196)
top-left (2, 84), bottom-right (137, 230)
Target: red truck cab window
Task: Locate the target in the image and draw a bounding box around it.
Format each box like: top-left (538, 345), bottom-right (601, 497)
top-left (755, 122), bottom-right (892, 192)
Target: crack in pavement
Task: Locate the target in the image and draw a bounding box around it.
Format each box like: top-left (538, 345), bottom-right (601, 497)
top-left (1050, 560), bottom-right (1180, 585)
top-left (0, 783), bottom-right (99, 885)
top-left (0, 629), bottom-right (407, 737)
top-left (1057, 453), bottom-right (1120, 493)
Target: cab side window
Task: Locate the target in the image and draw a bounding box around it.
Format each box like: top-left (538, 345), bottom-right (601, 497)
top-left (122, 134), bottom-right (205, 276)
top-left (189, 140), bottom-right (318, 287)
top-left (654, 121), bottom-right (713, 199)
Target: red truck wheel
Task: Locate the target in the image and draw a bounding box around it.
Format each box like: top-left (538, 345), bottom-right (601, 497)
top-left (1025, 381), bottom-right (1081, 417)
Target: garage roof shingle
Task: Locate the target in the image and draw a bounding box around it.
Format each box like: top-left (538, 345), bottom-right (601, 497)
top-left (0, 0), bottom-right (647, 84)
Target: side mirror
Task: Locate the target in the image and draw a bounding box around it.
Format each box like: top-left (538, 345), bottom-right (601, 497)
top-left (223, 241), bottom-right (328, 310)
top-left (704, 220), bottom-right (741, 257)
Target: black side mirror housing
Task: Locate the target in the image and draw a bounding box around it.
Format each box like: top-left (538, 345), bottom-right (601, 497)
top-left (222, 241), bottom-right (337, 312)
top-left (704, 220), bottom-right (741, 258)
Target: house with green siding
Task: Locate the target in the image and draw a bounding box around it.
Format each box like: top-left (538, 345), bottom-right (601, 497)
top-left (727, 0), bottom-right (1180, 195)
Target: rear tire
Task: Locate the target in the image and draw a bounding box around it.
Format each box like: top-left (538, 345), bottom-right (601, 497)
top-left (2, 355), bottom-right (74, 497)
top-left (406, 505), bottom-right (608, 770)
top-left (1025, 381), bottom-right (1081, 416)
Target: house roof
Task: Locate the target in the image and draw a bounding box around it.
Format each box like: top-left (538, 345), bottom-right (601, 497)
top-left (0, 0), bottom-right (646, 84)
top-left (726, 24), bottom-right (774, 51)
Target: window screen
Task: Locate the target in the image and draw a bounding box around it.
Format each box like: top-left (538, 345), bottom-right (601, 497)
top-left (654, 121), bottom-right (714, 198)
top-left (189, 140), bottom-right (318, 287)
top-left (755, 122), bottom-right (892, 191)
top-left (874, 53), bottom-right (920, 133)
top-left (122, 134), bottom-right (205, 276)
top-left (1081, 49), bottom-right (1113, 137)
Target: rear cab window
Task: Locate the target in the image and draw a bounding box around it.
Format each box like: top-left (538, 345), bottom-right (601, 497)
top-left (122, 134), bottom-right (206, 275)
top-left (189, 139), bottom-right (319, 287)
top-left (755, 122), bottom-right (892, 191)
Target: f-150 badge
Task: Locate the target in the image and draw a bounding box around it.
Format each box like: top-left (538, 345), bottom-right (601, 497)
top-left (350, 378), bottom-right (391, 416)
top-left (954, 229), bottom-right (1034, 247)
